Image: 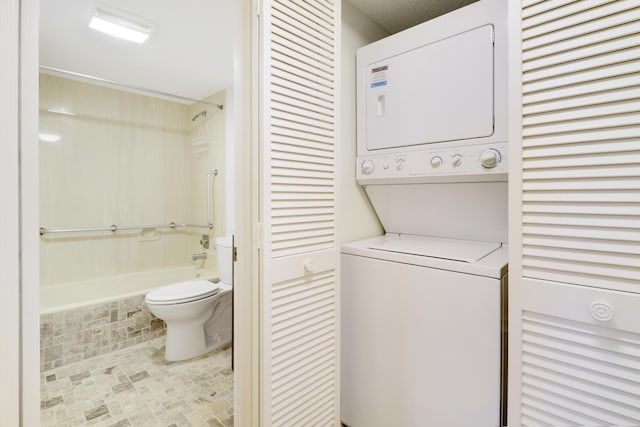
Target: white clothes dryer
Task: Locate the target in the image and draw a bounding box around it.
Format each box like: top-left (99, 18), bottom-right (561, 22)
top-left (341, 234), bottom-right (508, 427)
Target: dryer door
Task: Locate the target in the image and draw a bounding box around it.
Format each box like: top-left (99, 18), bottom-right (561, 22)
top-left (364, 25), bottom-right (494, 151)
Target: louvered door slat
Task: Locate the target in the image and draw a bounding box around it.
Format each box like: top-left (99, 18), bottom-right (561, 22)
top-left (523, 6), bottom-right (640, 52)
top-left (522, 1), bottom-right (638, 40)
top-left (260, 0), bottom-right (339, 422)
top-left (524, 32), bottom-right (640, 72)
top-left (523, 140), bottom-right (640, 158)
top-left (522, 0), bottom-right (583, 19)
top-left (523, 178), bottom-right (640, 191)
top-left (523, 74), bottom-right (640, 106)
top-left (523, 213), bottom-right (640, 229)
top-left (272, 132), bottom-right (334, 151)
top-left (522, 0), bottom-right (617, 30)
top-left (272, 104), bottom-right (335, 127)
top-left (272, 55), bottom-right (334, 92)
top-left (271, 33), bottom-right (333, 73)
top-left (523, 60), bottom-right (640, 94)
top-left (524, 18), bottom-right (640, 65)
top-left (271, 9), bottom-right (332, 49)
top-left (272, 83), bottom-right (334, 113)
top-left (524, 101), bottom-right (640, 127)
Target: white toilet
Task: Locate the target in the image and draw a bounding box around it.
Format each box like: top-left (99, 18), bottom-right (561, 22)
top-left (145, 236), bottom-right (233, 361)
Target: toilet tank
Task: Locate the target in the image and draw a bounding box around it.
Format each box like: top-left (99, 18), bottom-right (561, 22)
top-left (216, 236), bottom-right (233, 284)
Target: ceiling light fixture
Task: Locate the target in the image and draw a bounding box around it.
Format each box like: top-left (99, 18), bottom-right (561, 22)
top-left (89, 7), bottom-right (153, 44)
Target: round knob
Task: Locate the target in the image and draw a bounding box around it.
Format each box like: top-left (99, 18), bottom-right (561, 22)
top-left (452, 154), bottom-right (463, 167)
top-left (480, 149), bottom-right (501, 169)
top-left (396, 158), bottom-right (405, 170)
top-left (303, 258), bottom-right (315, 273)
top-left (430, 156), bottom-right (443, 168)
top-left (361, 160), bottom-right (375, 175)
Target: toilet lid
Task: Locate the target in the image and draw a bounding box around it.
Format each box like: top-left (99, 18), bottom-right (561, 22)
top-left (145, 280), bottom-right (220, 304)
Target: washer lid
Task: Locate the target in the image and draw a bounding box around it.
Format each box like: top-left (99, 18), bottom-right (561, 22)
top-left (145, 280), bottom-right (220, 304)
top-left (367, 235), bottom-right (501, 263)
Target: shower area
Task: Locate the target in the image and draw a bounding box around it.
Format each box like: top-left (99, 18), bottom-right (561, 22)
top-left (38, 1), bottom-right (235, 426)
top-left (39, 69), bottom-right (227, 364)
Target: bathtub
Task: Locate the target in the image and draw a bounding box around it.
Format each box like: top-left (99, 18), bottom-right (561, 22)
top-left (40, 265), bottom-right (217, 371)
top-left (41, 264), bottom-right (217, 314)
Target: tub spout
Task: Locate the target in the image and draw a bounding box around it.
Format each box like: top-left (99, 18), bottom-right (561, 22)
top-left (192, 252), bottom-right (208, 261)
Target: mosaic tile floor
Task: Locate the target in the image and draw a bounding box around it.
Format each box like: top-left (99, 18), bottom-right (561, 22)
top-left (40, 337), bottom-right (233, 427)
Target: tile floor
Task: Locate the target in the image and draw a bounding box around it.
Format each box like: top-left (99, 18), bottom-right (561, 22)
top-left (40, 337), bottom-right (233, 427)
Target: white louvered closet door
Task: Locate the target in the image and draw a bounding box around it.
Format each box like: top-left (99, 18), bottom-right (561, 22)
top-left (258, 0), bottom-right (340, 425)
top-left (510, 1), bottom-right (640, 426)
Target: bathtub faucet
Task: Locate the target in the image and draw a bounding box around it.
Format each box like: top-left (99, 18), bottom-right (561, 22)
top-left (192, 252), bottom-right (207, 261)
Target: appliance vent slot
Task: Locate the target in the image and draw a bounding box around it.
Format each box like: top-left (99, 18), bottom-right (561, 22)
top-left (521, 310), bottom-right (640, 427)
top-left (520, 0), bottom-right (640, 293)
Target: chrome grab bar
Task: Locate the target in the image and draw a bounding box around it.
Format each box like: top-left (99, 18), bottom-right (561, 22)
top-left (39, 222), bottom-right (213, 236)
top-left (207, 169), bottom-right (218, 229)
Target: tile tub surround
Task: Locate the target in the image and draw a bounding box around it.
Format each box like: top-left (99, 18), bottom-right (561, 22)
top-left (41, 294), bottom-right (166, 372)
top-left (40, 75), bottom-right (227, 287)
top-left (40, 337), bottom-right (233, 427)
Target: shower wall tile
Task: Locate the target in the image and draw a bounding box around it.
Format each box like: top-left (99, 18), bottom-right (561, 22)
top-left (40, 75), bottom-right (230, 287)
top-left (40, 295), bottom-right (166, 371)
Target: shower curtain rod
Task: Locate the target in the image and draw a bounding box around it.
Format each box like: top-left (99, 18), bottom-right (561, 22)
top-left (39, 222), bottom-right (213, 236)
top-left (39, 65), bottom-right (224, 110)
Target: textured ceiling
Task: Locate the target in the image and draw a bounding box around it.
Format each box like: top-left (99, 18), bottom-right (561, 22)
top-left (348, 0), bottom-right (479, 34)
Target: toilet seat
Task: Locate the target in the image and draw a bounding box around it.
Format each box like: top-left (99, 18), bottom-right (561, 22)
top-left (145, 280), bottom-right (220, 305)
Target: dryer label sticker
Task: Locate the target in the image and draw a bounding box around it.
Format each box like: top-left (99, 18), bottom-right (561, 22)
top-left (370, 65), bottom-right (388, 88)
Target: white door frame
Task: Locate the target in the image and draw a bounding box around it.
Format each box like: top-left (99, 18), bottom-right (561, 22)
top-left (233, 0), bottom-right (261, 425)
top-left (0, 0), bottom-right (23, 423)
top-left (1, 0), bottom-right (40, 425)
top-left (4, 0), bottom-right (261, 425)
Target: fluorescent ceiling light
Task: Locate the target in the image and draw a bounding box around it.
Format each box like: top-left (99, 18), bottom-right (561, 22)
top-left (39, 133), bottom-right (62, 142)
top-left (89, 8), bottom-right (152, 44)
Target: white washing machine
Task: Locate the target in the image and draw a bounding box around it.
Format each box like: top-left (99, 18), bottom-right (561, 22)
top-left (343, 0), bottom-right (509, 425)
top-left (341, 234), bottom-right (508, 427)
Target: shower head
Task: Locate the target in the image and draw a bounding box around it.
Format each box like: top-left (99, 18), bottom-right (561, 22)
top-left (192, 110), bottom-right (207, 122)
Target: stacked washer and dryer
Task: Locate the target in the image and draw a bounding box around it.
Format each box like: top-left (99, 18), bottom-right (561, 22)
top-left (341, 1), bottom-right (508, 426)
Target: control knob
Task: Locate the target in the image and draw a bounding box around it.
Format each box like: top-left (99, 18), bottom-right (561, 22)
top-left (361, 159), bottom-right (375, 175)
top-left (396, 158), bottom-right (405, 170)
top-left (452, 154), bottom-right (463, 167)
top-left (480, 149), bottom-right (502, 169)
top-left (430, 156), bottom-right (443, 168)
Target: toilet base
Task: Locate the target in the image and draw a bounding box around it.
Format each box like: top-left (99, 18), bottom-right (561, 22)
top-left (164, 322), bottom-right (231, 361)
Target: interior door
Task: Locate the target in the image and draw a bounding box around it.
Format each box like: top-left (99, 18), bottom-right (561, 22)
top-left (509, 1), bottom-right (640, 425)
top-left (258, 0), bottom-right (341, 424)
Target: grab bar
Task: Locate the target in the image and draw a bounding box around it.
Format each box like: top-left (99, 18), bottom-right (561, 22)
top-left (207, 169), bottom-right (218, 228)
top-left (39, 221), bottom-right (213, 236)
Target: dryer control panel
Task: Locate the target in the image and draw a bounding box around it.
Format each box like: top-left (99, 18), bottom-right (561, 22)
top-left (357, 142), bottom-right (507, 184)
top-left (355, 0), bottom-right (507, 184)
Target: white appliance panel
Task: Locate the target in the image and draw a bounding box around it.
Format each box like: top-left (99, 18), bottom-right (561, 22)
top-left (365, 25), bottom-right (494, 151)
top-left (341, 252), bottom-right (503, 427)
top-left (365, 182), bottom-right (508, 243)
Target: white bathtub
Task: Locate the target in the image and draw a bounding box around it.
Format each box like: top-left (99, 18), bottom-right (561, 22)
top-left (40, 265), bottom-right (217, 314)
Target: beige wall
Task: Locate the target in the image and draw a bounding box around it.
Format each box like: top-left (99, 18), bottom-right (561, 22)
top-left (39, 74), bottom-right (227, 287)
top-left (338, 1), bottom-right (388, 243)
